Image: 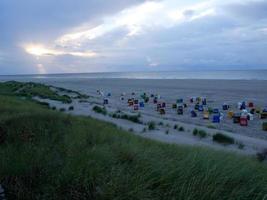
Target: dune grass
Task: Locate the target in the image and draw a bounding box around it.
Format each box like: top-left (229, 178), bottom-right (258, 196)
top-left (0, 81), bottom-right (72, 103)
top-left (0, 91), bottom-right (267, 199)
top-left (213, 133), bottom-right (235, 145)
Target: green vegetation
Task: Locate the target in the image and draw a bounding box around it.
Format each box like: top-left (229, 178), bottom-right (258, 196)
top-left (263, 122), bottom-right (267, 131)
top-left (54, 86), bottom-right (90, 99)
top-left (68, 106), bottom-right (74, 111)
top-left (0, 81), bottom-right (72, 103)
top-left (256, 149), bottom-right (267, 162)
top-left (59, 108), bottom-right (66, 112)
top-left (238, 142), bottom-right (245, 150)
top-left (112, 112), bottom-right (141, 123)
top-left (1, 84), bottom-right (267, 199)
top-left (148, 121), bottom-right (156, 130)
top-left (178, 126), bottom-right (185, 132)
top-left (158, 121), bottom-right (164, 126)
top-left (92, 105), bottom-right (107, 115)
top-left (213, 133), bottom-right (235, 145)
top-left (207, 124), bottom-right (216, 129)
top-left (193, 128), bottom-right (207, 138)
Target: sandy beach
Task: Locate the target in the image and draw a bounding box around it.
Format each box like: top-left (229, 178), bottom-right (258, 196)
top-left (22, 78), bottom-right (265, 154)
top-left (2, 78), bottom-right (267, 155)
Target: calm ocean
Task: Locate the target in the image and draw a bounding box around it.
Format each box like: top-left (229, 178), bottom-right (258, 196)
top-left (1, 70), bottom-right (267, 80)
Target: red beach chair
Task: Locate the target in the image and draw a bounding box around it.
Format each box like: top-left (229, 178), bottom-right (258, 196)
top-left (240, 116), bottom-right (248, 126)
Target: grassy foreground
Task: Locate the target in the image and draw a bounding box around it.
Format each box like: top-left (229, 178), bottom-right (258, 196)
top-left (0, 93), bottom-right (267, 199)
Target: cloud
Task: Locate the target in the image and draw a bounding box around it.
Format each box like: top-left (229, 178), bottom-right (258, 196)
top-left (55, 0), bottom-right (219, 48)
top-left (1, 0), bottom-right (267, 74)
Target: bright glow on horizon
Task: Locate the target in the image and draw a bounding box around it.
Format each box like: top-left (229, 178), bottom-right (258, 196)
top-left (25, 44), bottom-right (97, 57)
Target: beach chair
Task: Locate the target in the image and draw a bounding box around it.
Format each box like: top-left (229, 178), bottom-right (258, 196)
top-left (222, 104), bottom-right (229, 111)
top-left (139, 102), bottom-right (145, 108)
top-left (191, 110), bottom-right (197, 117)
top-left (103, 98), bottom-right (109, 105)
top-left (198, 105), bottom-right (204, 112)
top-left (177, 99), bottom-right (183, 104)
top-left (134, 104), bottom-right (139, 111)
top-left (248, 102), bottom-right (254, 108)
top-left (208, 107), bottom-right (213, 114)
top-left (240, 116), bottom-right (248, 126)
top-left (203, 111), bottom-right (209, 120)
top-left (240, 102), bottom-right (246, 110)
top-left (202, 98), bottom-right (207, 106)
top-left (228, 111), bottom-right (234, 119)
top-left (247, 113), bottom-right (254, 121)
top-left (250, 108), bottom-right (255, 114)
top-left (213, 115), bottom-right (220, 123)
top-left (233, 113), bottom-right (241, 124)
top-left (177, 106), bottom-right (183, 115)
top-left (160, 108), bottom-right (165, 115)
top-left (157, 103), bottom-right (162, 111)
top-left (128, 99), bottom-right (134, 106)
top-left (213, 108), bottom-right (219, 114)
top-left (261, 112), bottom-right (267, 119)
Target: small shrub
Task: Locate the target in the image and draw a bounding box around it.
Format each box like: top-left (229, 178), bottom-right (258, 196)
top-left (178, 126), bottom-right (185, 132)
top-left (158, 122), bottom-right (164, 126)
top-left (121, 114), bottom-right (140, 123)
top-left (68, 106), bottom-right (74, 111)
top-left (148, 122), bottom-right (156, 130)
top-left (174, 124), bottom-right (178, 130)
top-left (263, 122), bottom-right (267, 131)
top-left (112, 113), bottom-right (119, 118)
top-left (192, 129), bottom-right (207, 138)
top-left (193, 128), bottom-right (198, 136)
top-left (142, 127), bottom-right (147, 133)
top-left (237, 142), bottom-right (245, 149)
top-left (37, 101), bottom-right (50, 107)
top-left (207, 125), bottom-right (216, 129)
top-left (92, 105), bottom-right (107, 115)
top-left (213, 133), bottom-right (235, 145)
top-left (165, 124), bottom-right (171, 128)
top-left (165, 130), bottom-right (169, 135)
top-left (59, 108), bottom-right (66, 112)
top-left (256, 149), bottom-right (267, 162)
top-left (51, 106), bottom-right (56, 110)
top-left (198, 130), bottom-right (207, 138)
top-left (128, 128), bottom-right (134, 132)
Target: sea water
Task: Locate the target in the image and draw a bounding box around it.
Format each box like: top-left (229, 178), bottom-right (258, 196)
top-left (1, 70), bottom-right (267, 80)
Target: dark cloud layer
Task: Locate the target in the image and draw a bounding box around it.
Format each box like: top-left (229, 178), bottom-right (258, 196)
top-left (0, 0), bottom-right (267, 74)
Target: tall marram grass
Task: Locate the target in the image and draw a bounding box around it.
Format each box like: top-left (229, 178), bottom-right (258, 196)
top-left (0, 95), bottom-right (267, 199)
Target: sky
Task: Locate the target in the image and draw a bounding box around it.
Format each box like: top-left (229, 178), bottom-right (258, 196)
top-left (0, 0), bottom-right (267, 75)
